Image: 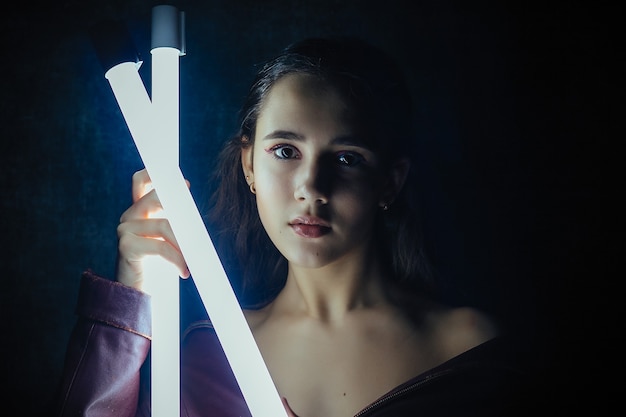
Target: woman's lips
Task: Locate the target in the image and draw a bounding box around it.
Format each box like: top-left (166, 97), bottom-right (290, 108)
top-left (290, 224), bottom-right (331, 238)
top-left (289, 217), bottom-right (331, 238)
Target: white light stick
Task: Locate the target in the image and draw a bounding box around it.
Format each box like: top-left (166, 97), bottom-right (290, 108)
top-left (146, 42), bottom-right (181, 417)
top-left (102, 5), bottom-right (287, 417)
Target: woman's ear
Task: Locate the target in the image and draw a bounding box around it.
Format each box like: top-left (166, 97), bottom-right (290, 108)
top-left (241, 138), bottom-right (254, 181)
top-left (380, 158), bottom-right (410, 208)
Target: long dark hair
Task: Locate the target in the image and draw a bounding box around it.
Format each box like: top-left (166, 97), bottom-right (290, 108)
top-left (207, 37), bottom-right (434, 308)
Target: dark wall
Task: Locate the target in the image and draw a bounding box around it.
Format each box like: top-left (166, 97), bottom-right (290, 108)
top-left (1, 0), bottom-right (616, 414)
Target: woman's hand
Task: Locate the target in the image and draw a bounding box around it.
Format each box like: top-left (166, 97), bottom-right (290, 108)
top-left (115, 169), bottom-right (190, 292)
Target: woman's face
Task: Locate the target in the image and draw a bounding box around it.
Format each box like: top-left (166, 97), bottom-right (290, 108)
top-left (242, 74), bottom-right (388, 269)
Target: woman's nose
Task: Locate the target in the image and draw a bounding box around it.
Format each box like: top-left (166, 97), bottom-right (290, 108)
top-left (293, 159), bottom-right (330, 205)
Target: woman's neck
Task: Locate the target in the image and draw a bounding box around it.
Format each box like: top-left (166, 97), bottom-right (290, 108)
top-left (272, 251), bottom-right (390, 323)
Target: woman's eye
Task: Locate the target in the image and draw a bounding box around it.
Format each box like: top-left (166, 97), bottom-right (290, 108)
top-left (271, 145), bottom-right (299, 159)
top-left (336, 152), bottom-right (364, 167)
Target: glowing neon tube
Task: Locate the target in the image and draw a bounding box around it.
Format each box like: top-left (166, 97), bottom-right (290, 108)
top-left (148, 44), bottom-right (182, 417)
top-left (142, 251), bottom-right (180, 417)
top-left (147, 31), bottom-right (182, 417)
top-left (103, 5), bottom-right (287, 417)
top-left (103, 41), bottom-right (182, 417)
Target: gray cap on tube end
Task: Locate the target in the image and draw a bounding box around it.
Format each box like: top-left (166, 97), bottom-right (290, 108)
top-left (151, 5), bottom-right (186, 55)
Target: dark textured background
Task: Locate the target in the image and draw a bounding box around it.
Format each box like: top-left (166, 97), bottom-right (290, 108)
top-left (1, 0), bottom-right (616, 415)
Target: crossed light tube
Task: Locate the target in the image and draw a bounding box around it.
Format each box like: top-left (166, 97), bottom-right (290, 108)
top-left (100, 5), bottom-right (287, 417)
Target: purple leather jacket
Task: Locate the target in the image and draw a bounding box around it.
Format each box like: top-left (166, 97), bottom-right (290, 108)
top-left (52, 271), bottom-right (538, 417)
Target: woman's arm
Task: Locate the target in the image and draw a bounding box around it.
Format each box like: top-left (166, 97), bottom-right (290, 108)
top-left (54, 169), bottom-right (190, 416)
top-left (52, 271), bottom-right (152, 417)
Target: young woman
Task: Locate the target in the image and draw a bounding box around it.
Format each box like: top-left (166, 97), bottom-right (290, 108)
top-left (53, 37), bottom-right (532, 417)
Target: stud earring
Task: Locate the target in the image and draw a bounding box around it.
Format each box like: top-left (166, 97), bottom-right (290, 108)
top-left (245, 175), bottom-right (256, 194)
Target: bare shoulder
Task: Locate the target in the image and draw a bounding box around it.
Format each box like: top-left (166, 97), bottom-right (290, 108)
top-left (426, 306), bottom-right (498, 361)
top-left (243, 304), bottom-right (273, 331)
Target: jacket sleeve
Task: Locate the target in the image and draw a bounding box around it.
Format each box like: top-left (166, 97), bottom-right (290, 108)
top-left (52, 271), bottom-right (152, 417)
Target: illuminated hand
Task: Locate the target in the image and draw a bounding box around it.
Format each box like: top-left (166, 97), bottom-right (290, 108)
top-left (116, 168), bottom-right (190, 292)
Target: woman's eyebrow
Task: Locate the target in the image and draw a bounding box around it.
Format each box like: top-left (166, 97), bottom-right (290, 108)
top-left (261, 130), bottom-right (305, 141)
top-left (262, 130), bottom-right (369, 148)
top-left (332, 135), bottom-right (370, 148)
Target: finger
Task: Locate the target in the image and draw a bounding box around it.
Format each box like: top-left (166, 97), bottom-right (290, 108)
top-left (119, 188), bottom-right (163, 223)
top-left (131, 169), bottom-right (191, 200)
top-left (118, 228), bottom-right (190, 279)
top-left (132, 169), bottom-right (152, 202)
top-left (117, 218), bottom-right (183, 251)
top-left (145, 179), bottom-right (191, 220)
